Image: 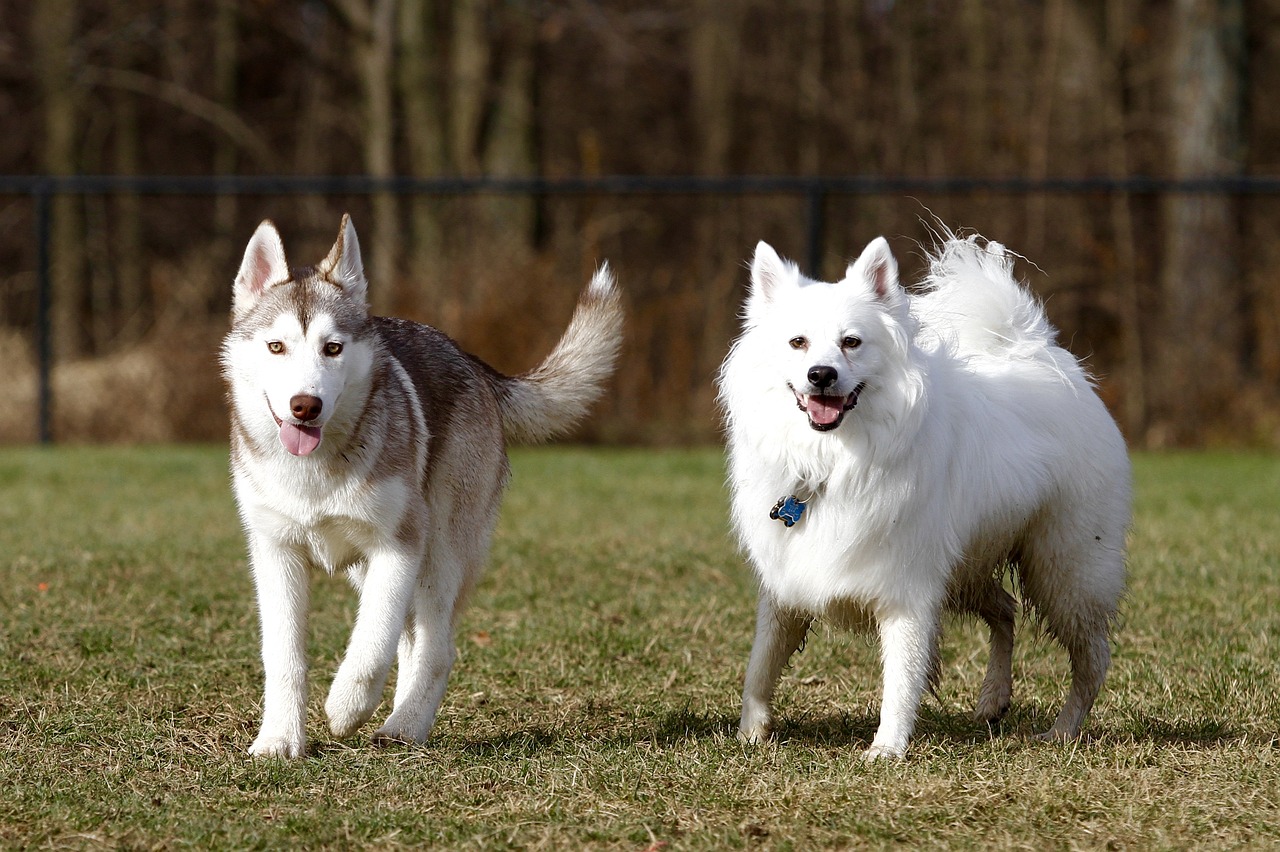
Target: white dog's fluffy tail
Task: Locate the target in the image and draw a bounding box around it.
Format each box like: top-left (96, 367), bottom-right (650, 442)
top-left (496, 266), bottom-right (624, 444)
top-left (915, 235), bottom-right (1057, 360)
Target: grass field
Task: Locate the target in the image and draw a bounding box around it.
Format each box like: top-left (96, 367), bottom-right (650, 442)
top-left (1, 446), bottom-right (1278, 849)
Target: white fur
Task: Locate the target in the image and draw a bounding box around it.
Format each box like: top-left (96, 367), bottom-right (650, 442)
top-left (719, 235), bottom-right (1130, 760)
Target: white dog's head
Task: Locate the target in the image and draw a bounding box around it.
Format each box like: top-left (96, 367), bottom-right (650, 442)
top-left (222, 215), bottom-right (376, 457)
top-left (740, 238), bottom-right (913, 433)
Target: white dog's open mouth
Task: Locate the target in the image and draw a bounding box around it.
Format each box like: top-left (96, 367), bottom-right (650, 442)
top-left (790, 382), bottom-right (866, 432)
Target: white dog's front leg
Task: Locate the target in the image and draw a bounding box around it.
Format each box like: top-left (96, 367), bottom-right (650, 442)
top-left (247, 537), bottom-right (311, 759)
top-left (740, 592), bottom-right (812, 743)
top-left (325, 546), bottom-right (418, 738)
top-left (866, 608), bottom-right (938, 761)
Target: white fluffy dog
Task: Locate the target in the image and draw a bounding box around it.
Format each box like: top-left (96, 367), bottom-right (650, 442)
top-left (717, 234), bottom-right (1130, 760)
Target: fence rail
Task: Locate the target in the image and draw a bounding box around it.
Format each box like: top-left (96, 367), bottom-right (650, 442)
top-left (7, 172), bottom-right (1280, 443)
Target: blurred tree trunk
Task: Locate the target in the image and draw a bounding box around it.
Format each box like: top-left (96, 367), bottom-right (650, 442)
top-left (690, 0), bottom-right (741, 427)
top-left (32, 0), bottom-right (84, 361)
top-left (398, 0), bottom-right (447, 290)
top-left (482, 4), bottom-right (537, 243)
top-left (1026, 0), bottom-right (1065, 257)
top-left (213, 0), bottom-right (239, 243)
top-left (1156, 0), bottom-right (1245, 444)
top-left (332, 0), bottom-right (400, 311)
top-left (1102, 0), bottom-right (1146, 439)
top-left (450, 0), bottom-right (490, 176)
top-left (111, 2), bottom-right (145, 346)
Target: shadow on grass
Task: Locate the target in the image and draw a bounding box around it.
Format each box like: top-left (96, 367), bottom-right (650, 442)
top-left (440, 704), bottom-right (1239, 757)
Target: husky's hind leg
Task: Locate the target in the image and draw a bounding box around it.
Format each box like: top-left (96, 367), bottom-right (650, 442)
top-left (740, 592), bottom-right (812, 744)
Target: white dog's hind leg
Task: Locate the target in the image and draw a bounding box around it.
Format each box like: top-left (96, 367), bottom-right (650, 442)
top-left (1038, 628), bottom-right (1112, 742)
top-left (973, 585), bottom-right (1016, 725)
top-left (1021, 524), bottom-right (1124, 742)
top-left (248, 538), bottom-right (311, 758)
top-left (374, 563), bottom-right (464, 745)
top-left (739, 593), bottom-right (812, 743)
top-left (865, 608), bottom-right (938, 761)
top-left (325, 546), bottom-right (418, 738)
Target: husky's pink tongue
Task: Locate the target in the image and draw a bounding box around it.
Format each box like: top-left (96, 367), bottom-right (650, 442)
top-left (279, 422), bottom-right (323, 456)
top-left (805, 395), bottom-right (845, 426)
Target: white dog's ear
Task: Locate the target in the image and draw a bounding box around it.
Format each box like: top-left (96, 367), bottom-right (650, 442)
top-left (749, 241), bottom-right (796, 309)
top-left (847, 237), bottom-right (901, 303)
top-left (319, 213), bottom-right (369, 306)
top-left (233, 220), bottom-right (290, 316)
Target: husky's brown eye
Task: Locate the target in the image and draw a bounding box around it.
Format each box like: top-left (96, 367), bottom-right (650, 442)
top-left (842, 335), bottom-right (862, 349)
top-left (267, 341), bottom-right (285, 354)
top-left (324, 342), bottom-right (343, 356)
top-left (789, 336), bottom-right (808, 350)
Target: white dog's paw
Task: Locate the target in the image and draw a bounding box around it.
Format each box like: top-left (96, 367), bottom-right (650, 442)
top-left (249, 733), bottom-right (306, 759)
top-left (973, 688), bottom-right (1012, 725)
top-left (325, 674), bottom-right (383, 738)
top-left (862, 741), bottom-right (907, 763)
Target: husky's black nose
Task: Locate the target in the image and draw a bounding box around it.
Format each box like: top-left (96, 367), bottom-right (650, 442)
top-left (290, 394), bottom-right (323, 423)
top-left (807, 365), bottom-right (838, 389)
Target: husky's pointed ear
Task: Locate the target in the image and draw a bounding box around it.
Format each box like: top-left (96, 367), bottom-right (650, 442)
top-left (233, 220), bottom-right (290, 316)
top-left (747, 241), bottom-right (796, 313)
top-left (847, 237), bottom-right (901, 303)
top-left (319, 213), bottom-right (368, 305)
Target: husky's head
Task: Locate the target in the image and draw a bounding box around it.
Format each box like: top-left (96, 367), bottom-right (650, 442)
top-left (223, 214), bottom-right (375, 457)
top-left (737, 237), bottom-right (913, 433)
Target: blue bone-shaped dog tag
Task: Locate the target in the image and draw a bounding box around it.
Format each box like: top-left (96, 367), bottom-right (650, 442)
top-left (770, 495), bottom-right (807, 527)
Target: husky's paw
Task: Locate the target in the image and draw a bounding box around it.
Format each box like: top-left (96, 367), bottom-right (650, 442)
top-left (862, 741), bottom-right (907, 763)
top-left (738, 702), bottom-right (774, 744)
top-left (249, 733), bottom-right (306, 759)
top-left (325, 674), bottom-right (383, 738)
top-left (372, 712), bottom-right (432, 747)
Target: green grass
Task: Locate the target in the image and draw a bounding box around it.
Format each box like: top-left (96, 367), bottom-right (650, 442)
top-left (1, 446), bottom-right (1278, 849)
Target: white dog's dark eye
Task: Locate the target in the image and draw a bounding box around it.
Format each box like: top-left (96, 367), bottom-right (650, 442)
top-left (789, 336), bottom-right (808, 350)
top-left (843, 335), bottom-right (862, 349)
top-left (324, 342), bottom-right (344, 356)
top-left (267, 341), bottom-right (285, 354)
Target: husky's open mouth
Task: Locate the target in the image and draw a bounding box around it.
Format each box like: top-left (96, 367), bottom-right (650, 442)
top-left (789, 382), bottom-right (866, 432)
top-left (268, 397), bottom-right (324, 456)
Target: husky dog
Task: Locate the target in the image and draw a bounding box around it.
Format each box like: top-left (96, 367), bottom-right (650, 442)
top-left (222, 215), bottom-right (622, 758)
top-left (718, 235), bottom-right (1130, 761)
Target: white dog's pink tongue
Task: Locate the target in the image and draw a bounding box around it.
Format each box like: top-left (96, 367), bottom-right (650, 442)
top-left (806, 395), bottom-right (844, 426)
top-left (279, 422), bottom-right (323, 456)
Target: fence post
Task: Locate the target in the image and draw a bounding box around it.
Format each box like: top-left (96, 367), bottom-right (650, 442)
top-left (805, 184), bottom-right (826, 279)
top-left (34, 182), bottom-right (52, 445)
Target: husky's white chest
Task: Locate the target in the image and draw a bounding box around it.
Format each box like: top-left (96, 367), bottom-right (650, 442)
top-left (233, 454), bottom-right (418, 573)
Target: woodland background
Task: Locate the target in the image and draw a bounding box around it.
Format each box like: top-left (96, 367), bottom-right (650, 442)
top-left (0, 0), bottom-right (1277, 446)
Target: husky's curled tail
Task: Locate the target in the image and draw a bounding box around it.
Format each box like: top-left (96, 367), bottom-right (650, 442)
top-left (497, 268), bottom-right (623, 444)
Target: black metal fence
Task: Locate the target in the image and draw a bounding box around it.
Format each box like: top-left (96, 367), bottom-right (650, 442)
top-left (6, 172), bottom-right (1279, 443)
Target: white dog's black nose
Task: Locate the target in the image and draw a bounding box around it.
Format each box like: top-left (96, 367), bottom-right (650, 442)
top-left (808, 365), bottom-right (838, 389)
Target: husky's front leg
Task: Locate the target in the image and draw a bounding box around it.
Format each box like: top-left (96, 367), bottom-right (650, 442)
top-left (325, 545), bottom-right (418, 738)
top-left (739, 592), bottom-right (812, 743)
top-left (865, 607), bottom-right (938, 761)
top-left (248, 537), bottom-right (311, 758)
